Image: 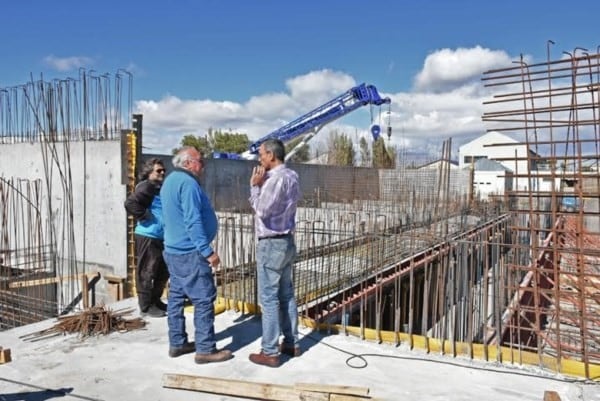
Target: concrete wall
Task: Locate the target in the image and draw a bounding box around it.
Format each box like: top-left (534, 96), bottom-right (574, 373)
top-left (0, 140), bottom-right (128, 304)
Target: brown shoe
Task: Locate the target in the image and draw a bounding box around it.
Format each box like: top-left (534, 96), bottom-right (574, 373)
top-left (168, 341), bottom-right (195, 358)
top-left (279, 343), bottom-right (301, 357)
top-left (194, 349), bottom-right (233, 364)
top-left (249, 351), bottom-right (280, 367)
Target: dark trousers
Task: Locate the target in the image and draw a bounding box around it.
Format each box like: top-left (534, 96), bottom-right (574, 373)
top-left (135, 234), bottom-right (169, 311)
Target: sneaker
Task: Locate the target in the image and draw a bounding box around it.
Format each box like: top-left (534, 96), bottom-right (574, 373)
top-left (168, 341), bottom-right (195, 358)
top-left (141, 305), bottom-right (166, 318)
top-left (279, 343), bottom-right (301, 357)
top-left (194, 349), bottom-right (233, 364)
top-left (155, 300), bottom-right (168, 311)
top-left (249, 351), bottom-right (280, 368)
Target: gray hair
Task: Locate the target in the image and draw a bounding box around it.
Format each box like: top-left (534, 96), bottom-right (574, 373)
top-left (262, 139), bottom-right (285, 162)
top-left (172, 146), bottom-right (200, 168)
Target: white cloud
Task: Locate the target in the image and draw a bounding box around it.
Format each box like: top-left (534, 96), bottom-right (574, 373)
top-left (389, 87), bottom-right (485, 139)
top-left (414, 46), bottom-right (512, 93)
top-left (136, 70), bottom-right (359, 154)
top-left (43, 55), bottom-right (93, 72)
top-left (286, 69), bottom-right (355, 98)
top-left (135, 46), bottom-right (523, 160)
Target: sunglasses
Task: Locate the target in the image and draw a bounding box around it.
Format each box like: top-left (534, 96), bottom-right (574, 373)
top-left (154, 168), bottom-right (166, 174)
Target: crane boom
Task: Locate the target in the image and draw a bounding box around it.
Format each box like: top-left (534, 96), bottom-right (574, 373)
top-left (213, 83), bottom-right (390, 161)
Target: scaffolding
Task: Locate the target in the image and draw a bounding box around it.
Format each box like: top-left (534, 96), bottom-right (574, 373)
top-left (481, 45), bottom-right (600, 377)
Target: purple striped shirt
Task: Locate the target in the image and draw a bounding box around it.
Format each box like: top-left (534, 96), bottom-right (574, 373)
top-left (249, 164), bottom-right (301, 238)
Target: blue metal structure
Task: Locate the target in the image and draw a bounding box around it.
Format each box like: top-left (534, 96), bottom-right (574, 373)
top-left (213, 83), bottom-right (391, 161)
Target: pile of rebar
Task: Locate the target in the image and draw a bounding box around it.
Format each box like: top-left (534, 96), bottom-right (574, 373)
top-left (20, 305), bottom-right (146, 341)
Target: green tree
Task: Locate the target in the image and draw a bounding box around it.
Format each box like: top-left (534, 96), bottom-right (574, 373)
top-left (359, 137), bottom-right (371, 167)
top-left (285, 136), bottom-right (310, 163)
top-left (327, 130), bottom-right (354, 166)
top-left (172, 134), bottom-right (211, 155)
top-left (173, 129), bottom-right (250, 157)
top-left (209, 129), bottom-right (250, 154)
top-left (372, 138), bottom-right (396, 169)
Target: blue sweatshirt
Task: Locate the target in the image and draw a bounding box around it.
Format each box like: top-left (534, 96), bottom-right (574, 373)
top-left (160, 169), bottom-right (218, 257)
top-left (124, 180), bottom-right (164, 240)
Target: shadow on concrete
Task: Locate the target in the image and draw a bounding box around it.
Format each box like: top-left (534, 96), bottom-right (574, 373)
top-left (215, 313), bottom-right (262, 353)
top-left (0, 387), bottom-right (74, 401)
top-left (0, 377), bottom-right (102, 401)
top-left (214, 313), bottom-right (333, 366)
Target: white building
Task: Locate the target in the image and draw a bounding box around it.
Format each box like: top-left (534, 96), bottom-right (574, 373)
top-left (472, 158), bottom-right (512, 200)
top-left (459, 131), bottom-right (539, 192)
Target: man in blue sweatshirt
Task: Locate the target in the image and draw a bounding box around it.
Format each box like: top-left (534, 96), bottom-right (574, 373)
top-left (160, 146), bottom-right (232, 364)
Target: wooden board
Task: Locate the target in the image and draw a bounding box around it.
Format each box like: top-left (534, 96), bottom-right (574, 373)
top-left (9, 272), bottom-right (100, 289)
top-left (543, 391), bottom-right (561, 401)
top-left (163, 374), bottom-right (327, 401)
top-left (0, 347), bottom-right (11, 364)
top-left (162, 374), bottom-right (376, 401)
top-left (295, 383), bottom-right (370, 396)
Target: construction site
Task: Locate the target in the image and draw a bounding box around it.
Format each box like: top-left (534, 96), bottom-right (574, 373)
top-left (1, 46), bottom-right (600, 400)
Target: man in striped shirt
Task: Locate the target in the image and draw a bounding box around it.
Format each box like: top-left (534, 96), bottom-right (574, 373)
top-left (248, 139), bottom-right (302, 368)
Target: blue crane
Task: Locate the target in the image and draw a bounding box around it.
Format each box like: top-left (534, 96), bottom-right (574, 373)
top-left (213, 83), bottom-right (391, 161)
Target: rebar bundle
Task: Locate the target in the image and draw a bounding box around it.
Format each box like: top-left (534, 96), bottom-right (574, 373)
top-left (19, 305), bottom-right (145, 341)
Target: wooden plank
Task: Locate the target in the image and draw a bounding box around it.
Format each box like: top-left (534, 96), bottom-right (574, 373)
top-left (104, 274), bottom-right (125, 283)
top-left (0, 347), bottom-right (12, 364)
top-left (81, 274), bottom-right (89, 308)
top-left (295, 383), bottom-right (370, 396)
top-left (104, 275), bottom-right (125, 301)
top-left (543, 391), bottom-right (561, 401)
top-left (162, 374), bottom-right (329, 401)
top-left (9, 272), bottom-right (99, 289)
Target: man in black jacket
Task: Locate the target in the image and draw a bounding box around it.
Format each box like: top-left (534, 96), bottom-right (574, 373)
top-left (124, 158), bottom-right (169, 318)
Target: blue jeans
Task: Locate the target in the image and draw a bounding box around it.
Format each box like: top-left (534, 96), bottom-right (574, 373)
top-left (256, 236), bottom-right (299, 355)
top-left (163, 250), bottom-right (217, 354)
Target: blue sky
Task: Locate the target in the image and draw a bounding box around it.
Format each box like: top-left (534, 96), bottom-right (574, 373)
top-left (2, 0), bottom-right (600, 156)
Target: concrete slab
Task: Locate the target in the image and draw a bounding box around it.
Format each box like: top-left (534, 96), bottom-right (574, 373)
top-left (0, 298), bottom-right (598, 401)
